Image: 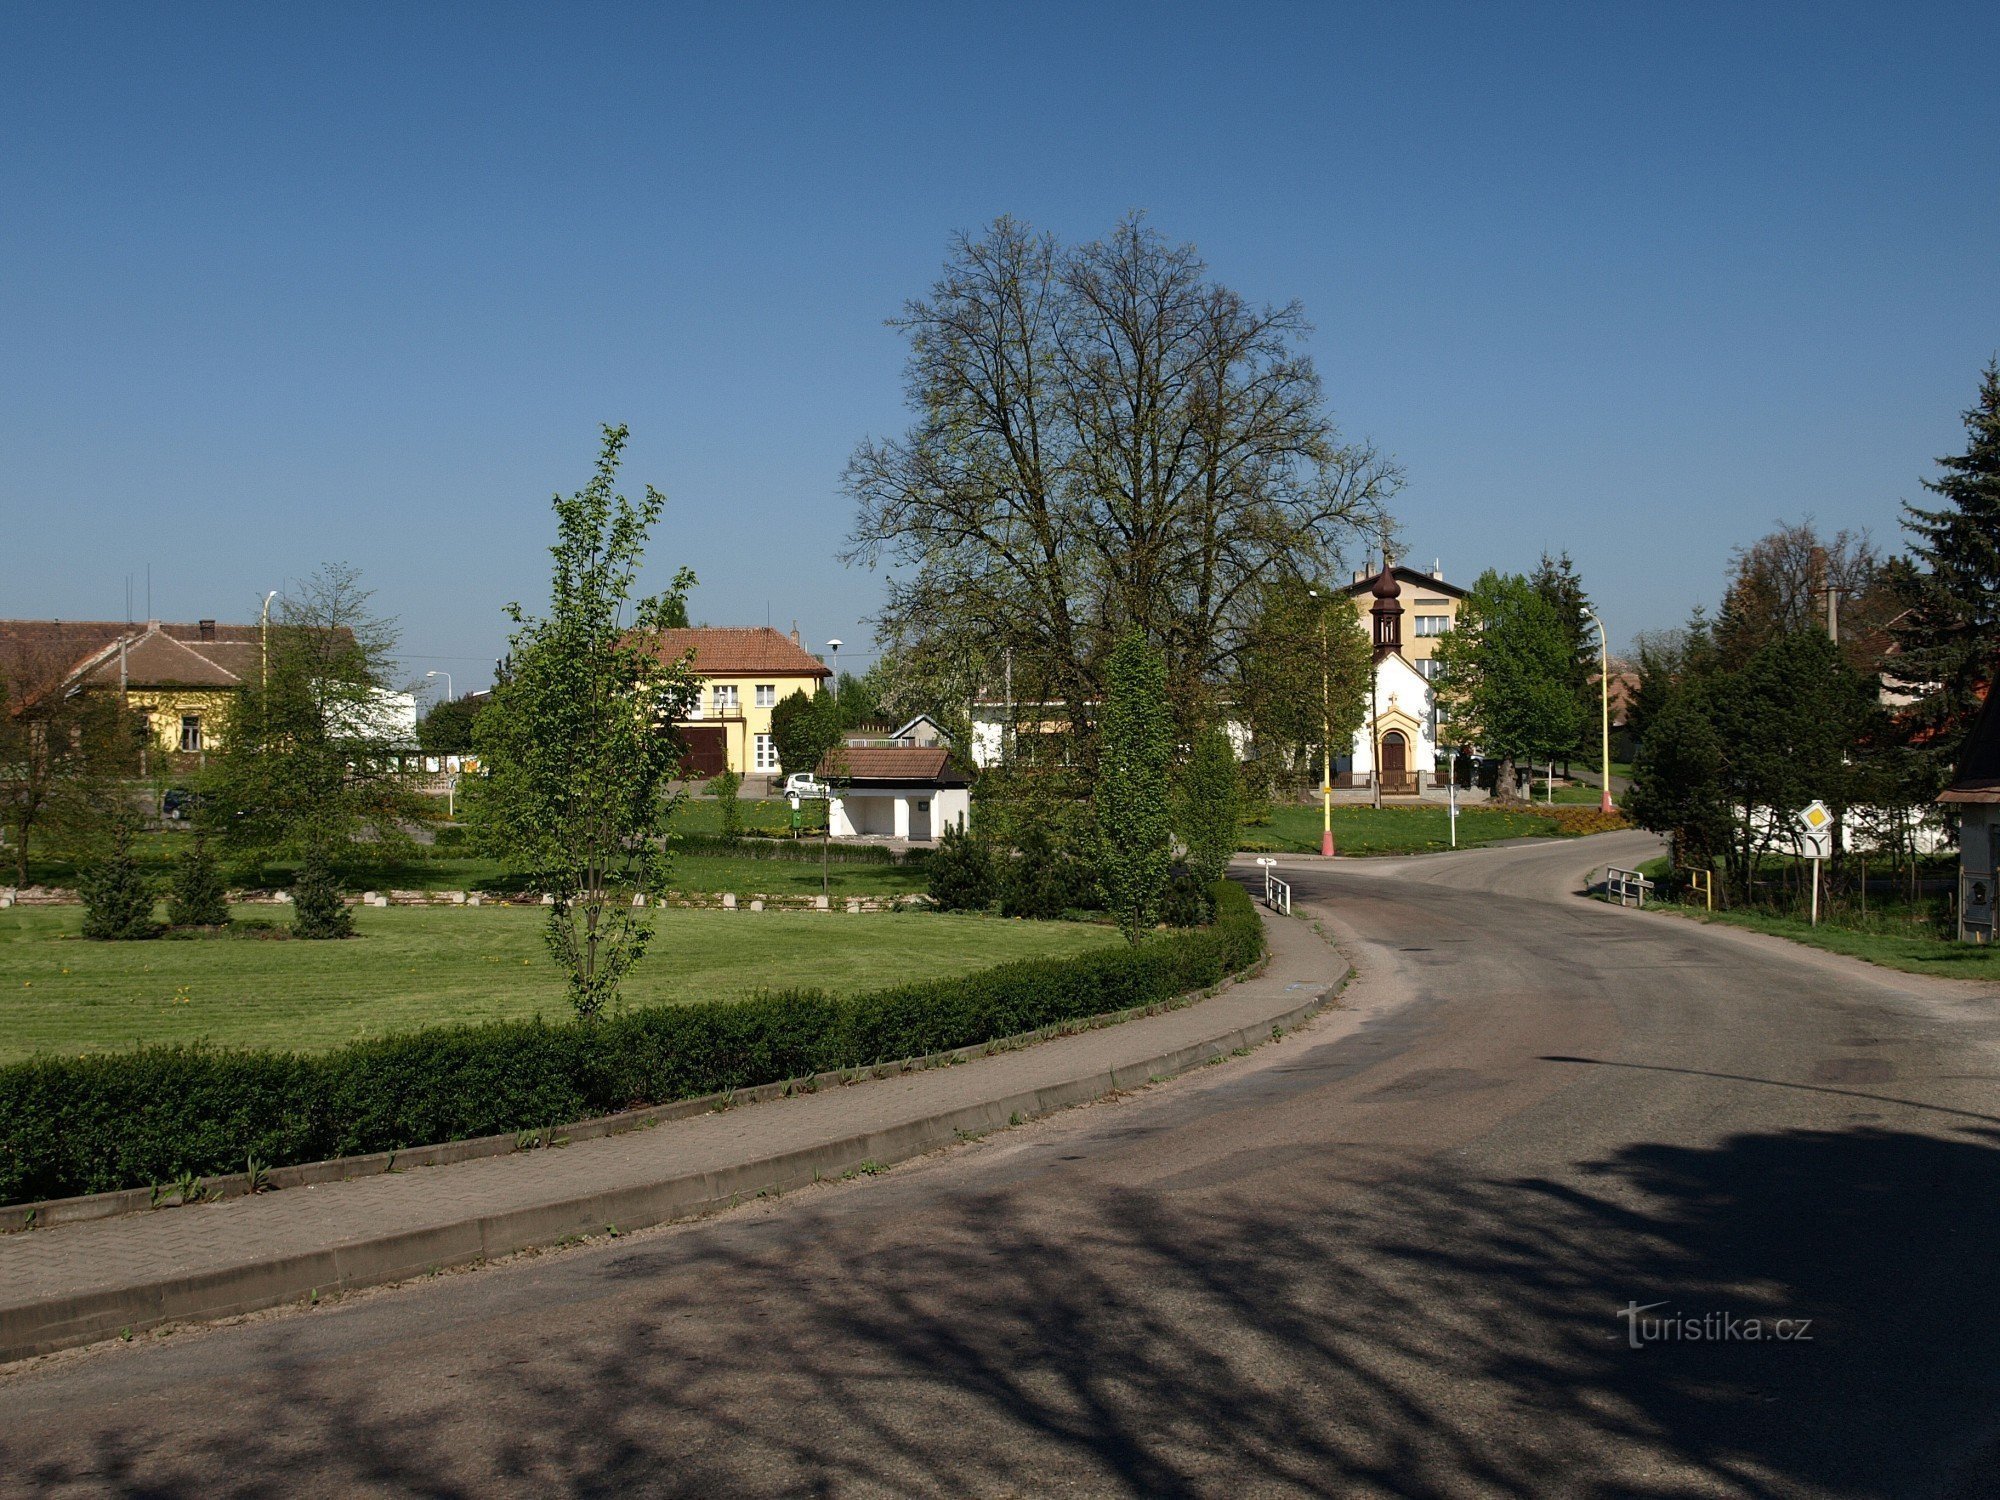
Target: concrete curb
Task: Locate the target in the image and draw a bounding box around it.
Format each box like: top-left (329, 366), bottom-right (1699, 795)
top-left (0, 956), bottom-right (1342, 1363)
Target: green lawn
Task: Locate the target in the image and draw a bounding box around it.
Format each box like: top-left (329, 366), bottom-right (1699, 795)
top-left (0, 904), bottom-right (1121, 1062)
top-left (1656, 905), bottom-right (2000, 982)
top-left (1240, 803), bottom-right (1563, 856)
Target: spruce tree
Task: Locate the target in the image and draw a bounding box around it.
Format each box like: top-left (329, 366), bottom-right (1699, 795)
top-left (166, 830), bottom-right (230, 928)
top-left (1095, 630), bottom-right (1172, 941)
top-left (79, 817), bottom-right (158, 940)
top-left (926, 824), bottom-right (995, 911)
top-left (1890, 359), bottom-right (2000, 786)
top-left (291, 838), bottom-right (354, 939)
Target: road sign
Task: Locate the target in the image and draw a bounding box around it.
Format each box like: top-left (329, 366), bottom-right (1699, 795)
top-left (1798, 800), bottom-right (1832, 836)
top-left (1801, 830), bottom-right (1831, 860)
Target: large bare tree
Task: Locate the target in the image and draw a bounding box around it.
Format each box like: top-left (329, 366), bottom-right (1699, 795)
top-left (845, 215), bottom-right (1399, 750)
top-left (0, 628), bottom-right (137, 885)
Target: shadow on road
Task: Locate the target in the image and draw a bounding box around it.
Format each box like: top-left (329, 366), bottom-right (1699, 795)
top-left (11, 1119), bottom-right (2000, 1497)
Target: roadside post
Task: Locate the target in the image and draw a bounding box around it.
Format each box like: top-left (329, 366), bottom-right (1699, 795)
top-left (1448, 749), bottom-right (1458, 848)
top-left (789, 793), bottom-right (802, 838)
top-left (1799, 800), bottom-right (1833, 926)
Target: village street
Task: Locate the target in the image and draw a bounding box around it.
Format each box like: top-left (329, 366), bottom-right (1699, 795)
top-left (5, 830), bottom-right (2000, 1497)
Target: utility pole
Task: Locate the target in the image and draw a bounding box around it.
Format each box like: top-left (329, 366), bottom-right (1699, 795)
top-left (1307, 590), bottom-right (1334, 856)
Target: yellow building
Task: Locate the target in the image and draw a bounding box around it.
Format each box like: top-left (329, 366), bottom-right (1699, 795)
top-left (0, 618), bottom-right (259, 763)
top-left (640, 627), bottom-right (831, 780)
top-left (1341, 563), bottom-right (1468, 673)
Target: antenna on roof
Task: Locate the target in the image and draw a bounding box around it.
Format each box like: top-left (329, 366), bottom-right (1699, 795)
top-left (145, 564), bottom-right (152, 624)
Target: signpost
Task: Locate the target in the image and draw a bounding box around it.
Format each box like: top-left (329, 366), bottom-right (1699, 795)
top-left (1798, 800), bottom-right (1833, 926)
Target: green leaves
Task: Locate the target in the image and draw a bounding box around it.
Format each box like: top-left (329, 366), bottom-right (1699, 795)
top-left (473, 425), bottom-right (698, 1019)
top-left (1096, 630), bottom-right (1172, 941)
top-left (1432, 570), bottom-right (1587, 778)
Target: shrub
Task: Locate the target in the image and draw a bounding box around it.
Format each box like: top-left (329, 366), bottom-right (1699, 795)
top-left (1000, 825), bottom-right (1088, 919)
top-left (0, 883), bottom-right (1264, 1205)
top-left (712, 769), bottom-right (743, 839)
top-left (927, 825), bottom-right (996, 911)
top-left (78, 820), bottom-right (158, 941)
top-left (166, 831), bottom-right (230, 929)
top-left (1160, 867), bottom-right (1216, 928)
top-left (291, 841), bottom-right (355, 940)
top-left (1177, 724), bottom-right (1241, 887)
top-left (1530, 806), bottom-right (1632, 836)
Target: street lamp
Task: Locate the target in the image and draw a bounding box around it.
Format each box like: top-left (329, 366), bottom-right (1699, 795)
top-left (1581, 607), bottom-right (1613, 815)
top-left (424, 669), bottom-right (452, 703)
top-left (1307, 589), bottom-right (1335, 857)
top-left (826, 638), bottom-right (842, 697)
top-left (259, 589), bottom-right (279, 691)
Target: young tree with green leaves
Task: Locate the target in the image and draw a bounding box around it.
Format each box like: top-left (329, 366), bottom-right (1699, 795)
top-left (416, 693), bottom-right (488, 756)
top-left (1430, 571), bottom-right (1586, 802)
top-left (1236, 581), bottom-right (1372, 788)
top-left (1528, 550), bottom-right (1596, 763)
top-left (769, 688), bottom-right (840, 782)
top-left (1626, 686), bottom-right (1733, 876)
top-left (1888, 360), bottom-right (2000, 789)
top-left (1095, 630), bottom-right (1172, 941)
top-left (1177, 722), bottom-right (1241, 890)
top-left (473, 425), bottom-right (699, 1019)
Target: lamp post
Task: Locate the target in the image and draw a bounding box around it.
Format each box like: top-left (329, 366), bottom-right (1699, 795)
top-left (1307, 588), bottom-right (1335, 857)
top-left (424, 669), bottom-right (452, 703)
top-left (259, 589), bottom-right (278, 691)
top-left (826, 639), bottom-right (842, 698)
top-left (1582, 607), bottom-right (1613, 815)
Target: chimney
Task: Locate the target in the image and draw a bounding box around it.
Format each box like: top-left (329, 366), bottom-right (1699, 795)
top-left (789, 620), bottom-right (800, 646)
top-left (198, 619), bottom-right (216, 640)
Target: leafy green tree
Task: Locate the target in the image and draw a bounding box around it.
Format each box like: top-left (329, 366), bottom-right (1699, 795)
top-left (845, 215), bottom-right (1399, 758)
top-left (1888, 360), bottom-right (2000, 788)
top-left (206, 565), bottom-right (428, 860)
top-left (926, 824), bottom-right (996, 911)
top-left (1236, 581), bottom-right (1371, 787)
top-left (1528, 550), bottom-right (1596, 761)
top-left (1626, 687), bottom-right (1733, 875)
top-left (770, 689), bottom-right (839, 779)
top-left (1715, 519), bottom-right (1889, 672)
top-left (1177, 722), bottom-right (1241, 889)
top-left (0, 631), bottom-right (141, 886)
top-left (290, 838), bottom-right (354, 939)
top-left (416, 694), bottom-right (487, 756)
top-left (472, 424), bottom-right (699, 1019)
top-left (166, 829), bottom-right (229, 928)
top-left (78, 816), bottom-right (157, 940)
top-left (1430, 571), bottom-right (1586, 801)
top-left (1095, 630), bottom-right (1172, 941)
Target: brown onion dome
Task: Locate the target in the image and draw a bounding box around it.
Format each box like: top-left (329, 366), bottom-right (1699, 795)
top-left (1370, 563), bottom-right (1401, 599)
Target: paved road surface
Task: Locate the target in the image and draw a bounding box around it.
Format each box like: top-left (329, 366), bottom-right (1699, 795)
top-left (5, 831), bottom-right (1999, 1498)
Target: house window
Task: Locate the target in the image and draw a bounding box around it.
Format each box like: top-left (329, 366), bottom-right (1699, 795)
top-left (180, 714), bottom-right (202, 753)
top-left (755, 684), bottom-right (776, 708)
top-left (1414, 615), bottom-right (1451, 637)
top-left (754, 733), bottom-right (778, 772)
top-left (713, 684), bottom-right (740, 714)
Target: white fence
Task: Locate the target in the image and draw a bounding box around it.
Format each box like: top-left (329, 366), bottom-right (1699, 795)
top-left (1605, 866), bottom-right (1652, 908)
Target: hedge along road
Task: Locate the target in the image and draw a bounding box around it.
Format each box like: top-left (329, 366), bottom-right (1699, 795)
top-left (5, 833), bottom-right (2000, 1497)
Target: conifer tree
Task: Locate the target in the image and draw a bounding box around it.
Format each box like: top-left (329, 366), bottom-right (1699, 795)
top-left (166, 829), bottom-right (229, 928)
top-left (1095, 630), bottom-right (1172, 941)
top-left (1889, 360), bottom-right (2000, 786)
top-left (78, 816), bottom-right (158, 940)
top-left (291, 838), bottom-right (354, 939)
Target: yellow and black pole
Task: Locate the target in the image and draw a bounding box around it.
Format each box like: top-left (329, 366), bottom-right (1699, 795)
top-left (1584, 606), bottom-right (1612, 815)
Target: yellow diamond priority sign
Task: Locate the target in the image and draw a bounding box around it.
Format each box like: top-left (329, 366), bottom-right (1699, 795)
top-left (1799, 800), bottom-right (1832, 834)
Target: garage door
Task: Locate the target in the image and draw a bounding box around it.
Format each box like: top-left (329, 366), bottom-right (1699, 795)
top-left (679, 726), bottom-right (728, 778)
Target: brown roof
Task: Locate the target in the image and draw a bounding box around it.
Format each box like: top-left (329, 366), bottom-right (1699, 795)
top-left (1939, 669), bottom-right (2000, 805)
top-left (0, 619), bottom-right (263, 699)
top-left (639, 627), bottom-right (830, 679)
top-left (819, 746), bottom-right (966, 785)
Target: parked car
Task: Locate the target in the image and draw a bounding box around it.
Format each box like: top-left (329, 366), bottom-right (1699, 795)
top-left (162, 787), bottom-right (201, 822)
top-left (783, 773), bottom-right (827, 800)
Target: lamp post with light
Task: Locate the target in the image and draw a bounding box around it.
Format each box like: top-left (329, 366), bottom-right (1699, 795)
top-left (1582, 607), bottom-right (1613, 815)
top-left (1306, 588), bottom-right (1335, 857)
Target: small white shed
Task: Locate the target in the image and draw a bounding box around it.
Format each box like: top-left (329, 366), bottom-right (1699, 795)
top-left (824, 746), bottom-right (971, 843)
top-left (1939, 675), bottom-right (1999, 944)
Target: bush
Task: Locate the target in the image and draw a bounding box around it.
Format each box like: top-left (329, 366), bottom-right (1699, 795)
top-left (78, 821), bottom-right (158, 941)
top-left (1000, 825), bottom-right (1079, 919)
top-left (291, 842), bottom-right (355, 940)
top-left (166, 831), bottom-right (230, 929)
top-left (712, 769), bottom-right (743, 838)
top-left (927, 825), bottom-right (997, 911)
top-left (0, 883), bottom-right (1264, 1205)
top-left (1160, 867), bottom-right (1217, 928)
top-left (1529, 806), bottom-right (1632, 836)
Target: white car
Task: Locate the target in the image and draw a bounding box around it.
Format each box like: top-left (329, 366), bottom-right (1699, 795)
top-left (783, 773), bottom-right (827, 800)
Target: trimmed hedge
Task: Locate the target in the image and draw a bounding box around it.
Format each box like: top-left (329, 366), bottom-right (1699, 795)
top-left (670, 833), bottom-right (926, 866)
top-left (0, 882), bottom-right (1262, 1206)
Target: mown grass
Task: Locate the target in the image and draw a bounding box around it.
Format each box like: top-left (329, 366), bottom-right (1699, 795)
top-left (1655, 904), bottom-right (2000, 981)
top-left (1239, 803), bottom-right (1564, 855)
top-left (0, 904), bottom-right (1121, 1062)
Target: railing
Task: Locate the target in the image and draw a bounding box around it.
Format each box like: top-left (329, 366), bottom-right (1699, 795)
top-left (1605, 866), bottom-right (1652, 908)
top-left (1264, 870), bottom-right (1292, 916)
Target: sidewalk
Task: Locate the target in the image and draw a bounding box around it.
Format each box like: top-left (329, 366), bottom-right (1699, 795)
top-left (0, 908), bottom-right (1343, 1364)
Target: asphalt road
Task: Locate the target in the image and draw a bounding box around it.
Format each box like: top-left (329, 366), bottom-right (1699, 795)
top-left (6, 831), bottom-right (2000, 1498)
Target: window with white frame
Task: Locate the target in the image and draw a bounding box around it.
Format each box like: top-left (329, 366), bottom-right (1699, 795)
top-left (1414, 615), bottom-right (1451, 637)
top-left (712, 683), bottom-right (740, 713)
top-left (755, 684), bottom-right (776, 708)
top-left (180, 714), bottom-right (202, 753)
top-left (754, 733), bottom-right (778, 772)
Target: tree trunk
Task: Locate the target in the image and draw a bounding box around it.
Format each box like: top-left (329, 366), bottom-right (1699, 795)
top-left (1494, 756), bottom-right (1519, 803)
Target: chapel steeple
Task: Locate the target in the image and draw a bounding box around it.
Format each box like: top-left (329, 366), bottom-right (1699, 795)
top-left (1369, 552), bottom-right (1403, 657)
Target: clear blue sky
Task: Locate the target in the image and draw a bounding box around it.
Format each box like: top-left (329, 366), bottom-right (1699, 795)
top-left (4, 3), bottom-right (1995, 693)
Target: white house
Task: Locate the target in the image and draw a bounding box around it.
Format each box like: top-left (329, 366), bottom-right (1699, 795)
top-left (824, 746), bottom-right (971, 843)
top-left (1335, 561), bottom-right (1446, 794)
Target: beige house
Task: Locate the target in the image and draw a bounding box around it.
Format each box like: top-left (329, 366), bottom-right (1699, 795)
top-left (640, 627), bottom-right (831, 779)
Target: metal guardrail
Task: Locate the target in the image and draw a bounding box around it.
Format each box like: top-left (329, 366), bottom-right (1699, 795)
top-left (1680, 865), bottom-right (1713, 911)
top-left (1605, 866), bottom-right (1652, 908)
top-left (1265, 872), bottom-right (1292, 916)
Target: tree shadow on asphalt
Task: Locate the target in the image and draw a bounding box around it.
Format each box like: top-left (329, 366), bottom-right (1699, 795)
top-left (12, 1122), bottom-right (2000, 1498)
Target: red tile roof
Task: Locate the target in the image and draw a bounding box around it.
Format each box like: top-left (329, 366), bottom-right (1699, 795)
top-left (819, 746), bottom-right (966, 785)
top-left (639, 627), bottom-right (831, 679)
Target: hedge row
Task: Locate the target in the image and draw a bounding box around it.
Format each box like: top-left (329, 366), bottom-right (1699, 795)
top-left (0, 882), bottom-right (1263, 1206)
top-left (670, 833), bottom-right (926, 866)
